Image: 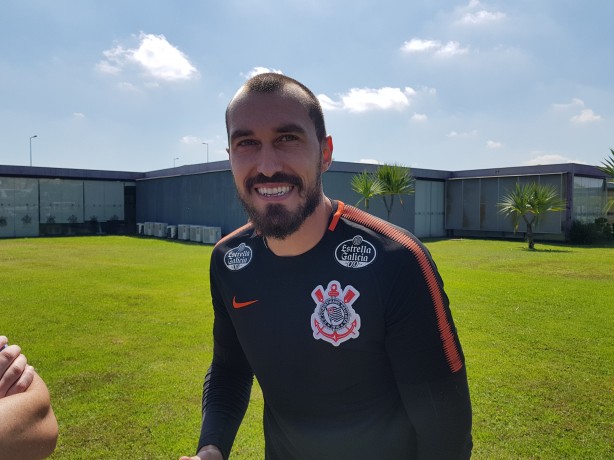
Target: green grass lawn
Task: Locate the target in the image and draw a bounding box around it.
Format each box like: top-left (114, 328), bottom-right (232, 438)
top-left (1, 236), bottom-right (612, 459)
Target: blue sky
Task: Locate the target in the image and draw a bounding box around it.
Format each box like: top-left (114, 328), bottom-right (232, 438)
top-left (1, 0), bottom-right (612, 173)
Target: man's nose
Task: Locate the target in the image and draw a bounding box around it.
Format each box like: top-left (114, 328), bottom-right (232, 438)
top-left (256, 144), bottom-right (282, 177)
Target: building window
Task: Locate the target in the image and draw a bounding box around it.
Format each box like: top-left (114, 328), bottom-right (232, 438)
top-left (573, 176), bottom-right (606, 223)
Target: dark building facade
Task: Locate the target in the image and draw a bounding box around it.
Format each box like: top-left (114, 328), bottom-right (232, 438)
top-left (0, 161), bottom-right (608, 242)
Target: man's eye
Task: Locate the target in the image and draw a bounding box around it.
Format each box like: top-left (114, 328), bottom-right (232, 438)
top-left (237, 139), bottom-right (258, 147)
top-left (278, 135), bottom-right (298, 142)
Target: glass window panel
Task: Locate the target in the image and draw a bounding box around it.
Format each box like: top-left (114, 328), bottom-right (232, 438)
top-left (573, 176), bottom-right (606, 223)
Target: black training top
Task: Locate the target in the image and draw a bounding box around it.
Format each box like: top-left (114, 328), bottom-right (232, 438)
top-left (198, 201), bottom-right (472, 459)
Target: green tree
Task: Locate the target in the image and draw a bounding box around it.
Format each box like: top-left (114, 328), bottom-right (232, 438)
top-left (350, 171), bottom-right (383, 210)
top-left (375, 164), bottom-right (415, 221)
top-left (597, 148), bottom-right (614, 213)
top-left (498, 182), bottom-right (567, 250)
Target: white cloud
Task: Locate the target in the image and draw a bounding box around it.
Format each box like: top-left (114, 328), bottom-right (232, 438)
top-left (551, 99), bottom-right (601, 124)
top-left (117, 82), bottom-right (137, 91)
top-left (401, 38), bottom-right (469, 57)
top-left (487, 140), bottom-right (503, 149)
top-left (571, 109), bottom-right (602, 124)
top-left (411, 113), bottom-right (428, 122)
top-left (73, 112), bottom-right (86, 118)
top-left (97, 32), bottom-right (198, 82)
top-left (343, 87), bottom-right (413, 112)
top-left (448, 130), bottom-right (478, 138)
top-left (459, 10), bottom-right (506, 25)
top-left (243, 67), bottom-right (283, 79)
top-left (401, 39), bottom-right (441, 53)
top-left (457, 0), bottom-right (505, 25)
top-left (321, 87), bottom-right (417, 113)
top-left (436, 41), bottom-right (469, 57)
top-left (181, 136), bottom-right (203, 145)
top-left (552, 98), bottom-right (585, 110)
top-left (318, 94), bottom-right (342, 111)
top-left (132, 33), bottom-right (197, 80)
top-left (96, 59), bottom-right (122, 75)
top-left (524, 154), bottom-right (586, 166)
top-left (359, 159), bottom-right (381, 164)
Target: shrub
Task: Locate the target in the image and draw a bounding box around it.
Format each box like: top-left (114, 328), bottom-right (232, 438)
top-left (570, 218), bottom-right (613, 244)
top-left (594, 217), bottom-right (613, 239)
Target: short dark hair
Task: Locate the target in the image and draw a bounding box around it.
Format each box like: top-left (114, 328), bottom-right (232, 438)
top-left (226, 73), bottom-right (327, 143)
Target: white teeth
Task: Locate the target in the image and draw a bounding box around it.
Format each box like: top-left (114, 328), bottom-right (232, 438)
top-left (257, 186), bottom-right (292, 197)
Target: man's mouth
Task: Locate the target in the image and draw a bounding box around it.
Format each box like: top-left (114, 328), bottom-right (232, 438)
top-left (256, 185), bottom-right (294, 197)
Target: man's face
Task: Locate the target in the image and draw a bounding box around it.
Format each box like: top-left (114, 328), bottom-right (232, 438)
top-left (226, 88), bottom-right (332, 239)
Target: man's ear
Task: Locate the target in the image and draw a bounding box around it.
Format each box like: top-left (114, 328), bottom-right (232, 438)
top-left (226, 147), bottom-right (230, 156)
top-left (321, 136), bottom-right (333, 172)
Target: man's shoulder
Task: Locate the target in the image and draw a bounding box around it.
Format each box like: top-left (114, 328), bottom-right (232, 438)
top-left (212, 222), bottom-right (255, 256)
top-left (337, 203), bottom-right (415, 245)
top-left (335, 202), bottom-right (437, 265)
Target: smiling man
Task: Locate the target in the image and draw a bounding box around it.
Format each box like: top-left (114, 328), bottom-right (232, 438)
top-left (180, 73), bottom-right (472, 460)
top-left (226, 77), bottom-right (333, 253)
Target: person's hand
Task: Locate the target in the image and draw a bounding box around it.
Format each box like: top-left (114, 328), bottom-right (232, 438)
top-left (179, 444), bottom-right (223, 460)
top-left (0, 336), bottom-right (36, 398)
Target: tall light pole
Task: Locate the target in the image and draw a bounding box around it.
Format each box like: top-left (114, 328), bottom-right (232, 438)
top-left (202, 142), bottom-right (209, 163)
top-left (29, 135), bottom-right (38, 166)
top-left (174, 157), bottom-right (179, 168)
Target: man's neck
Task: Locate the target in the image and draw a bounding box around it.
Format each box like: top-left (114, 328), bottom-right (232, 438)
top-left (264, 196), bottom-right (332, 257)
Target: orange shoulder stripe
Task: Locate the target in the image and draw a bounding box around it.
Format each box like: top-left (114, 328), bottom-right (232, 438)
top-left (340, 204), bottom-right (464, 373)
top-left (328, 200), bottom-right (345, 231)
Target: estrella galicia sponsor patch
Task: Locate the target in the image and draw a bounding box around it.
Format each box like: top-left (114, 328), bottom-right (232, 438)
top-left (311, 281), bottom-right (361, 347)
top-left (334, 235), bottom-right (377, 268)
top-left (224, 243), bottom-right (253, 271)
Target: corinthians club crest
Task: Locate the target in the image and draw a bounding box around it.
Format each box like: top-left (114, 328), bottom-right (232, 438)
top-left (311, 281), bottom-right (361, 347)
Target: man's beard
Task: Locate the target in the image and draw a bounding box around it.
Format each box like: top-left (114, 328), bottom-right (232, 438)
top-left (237, 171), bottom-right (323, 240)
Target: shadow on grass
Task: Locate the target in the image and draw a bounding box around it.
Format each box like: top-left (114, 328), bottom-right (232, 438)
top-left (522, 247), bottom-right (572, 253)
top-left (532, 240), bottom-right (614, 251)
top-left (125, 235), bottom-right (218, 247)
top-left (425, 236), bottom-right (614, 251)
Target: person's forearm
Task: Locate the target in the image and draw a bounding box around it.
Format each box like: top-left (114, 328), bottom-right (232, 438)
top-left (398, 369), bottom-right (472, 459)
top-left (179, 444), bottom-right (223, 460)
top-left (197, 362), bottom-right (252, 458)
top-left (198, 444), bottom-right (224, 459)
top-left (0, 373), bottom-right (58, 460)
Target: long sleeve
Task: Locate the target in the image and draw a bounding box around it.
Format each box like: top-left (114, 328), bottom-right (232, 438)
top-left (197, 261), bottom-right (254, 459)
top-left (384, 238), bottom-right (472, 458)
top-left (397, 369), bottom-right (472, 459)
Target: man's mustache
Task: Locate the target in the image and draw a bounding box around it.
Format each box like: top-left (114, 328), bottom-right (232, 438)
top-left (245, 173), bottom-right (303, 190)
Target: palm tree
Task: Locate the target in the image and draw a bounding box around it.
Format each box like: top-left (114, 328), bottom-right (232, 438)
top-left (375, 164), bottom-right (415, 221)
top-left (498, 182), bottom-right (567, 250)
top-left (597, 148), bottom-right (614, 212)
top-left (351, 171), bottom-right (383, 210)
